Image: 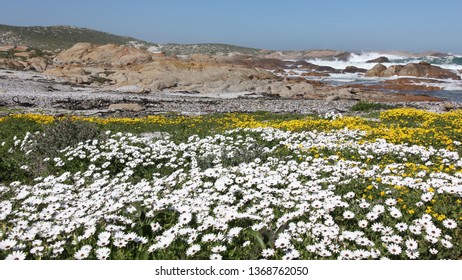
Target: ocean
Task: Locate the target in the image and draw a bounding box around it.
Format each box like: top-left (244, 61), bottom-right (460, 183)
top-left (289, 52), bottom-right (462, 101)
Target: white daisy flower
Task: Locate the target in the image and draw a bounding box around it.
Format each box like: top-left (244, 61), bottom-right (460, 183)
top-left (358, 220), bottom-right (368, 228)
top-left (343, 210), bottom-right (355, 219)
top-left (429, 248), bottom-right (438, 255)
top-left (261, 248), bottom-right (275, 258)
top-left (441, 239), bottom-right (453, 249)
top-left (385, 198), bottom-right (397, 206)
top-left (339, 250), bottom-right (354, 260)
top-left (211, 245), bottom-right (226, 253)
top-left (442, 219), bottom-right (457, 229)
top-left (421, 192), bottom-right (434, 202)
top-left (209, 254), bottom-right (222, 260)
top-left (74, 245), bottom-right (92, 260)
top-left (5, 251), bottom-right (27, 260)
top-left (186, 244), bottom-right (201, 256)
top-left (0, 239), bottom-right (17, 250)
top-left (405, 239), bottom-right (418, 250)
top-left (96, 247), bottom-right (111, 260)
top-left (395, 223), bottom-right (408, 232)
top-left (387, 244), bottom-right (402, 255)
top-left (406, 250), bottom-right (420, 259)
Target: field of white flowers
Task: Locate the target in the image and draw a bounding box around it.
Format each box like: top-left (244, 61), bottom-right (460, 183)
top-left (1, 110), bottom-right (462, 260)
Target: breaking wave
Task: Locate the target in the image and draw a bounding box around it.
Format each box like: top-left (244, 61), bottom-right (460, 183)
top-left (306, 52), bottom-right (462, 71)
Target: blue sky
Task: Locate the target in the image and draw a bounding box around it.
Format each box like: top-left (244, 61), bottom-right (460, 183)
top-left (1, 0), bottom-right (461, 53)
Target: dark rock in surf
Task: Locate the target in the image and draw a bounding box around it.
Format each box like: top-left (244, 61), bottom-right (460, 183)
top-left (366, 56), bottom-right (390, 63)
top-left (343, 66), bottom-right (367, 73)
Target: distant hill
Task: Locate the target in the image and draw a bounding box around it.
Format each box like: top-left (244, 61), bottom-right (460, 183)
top-left (0, 24), bottom-right (272, 56)
top-left (159, 43), bottom-right (268, 56)
top-left (0, 24), bottom-right (153, 50)
top-left (0, 24), bottom-right (336, 59)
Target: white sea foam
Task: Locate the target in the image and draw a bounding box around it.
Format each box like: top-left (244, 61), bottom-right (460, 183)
top-left (306, 52), bottom-right (410, 71)
top-left (306, 52), bottom-right (462, 72)
top-left (290, 52), bottom-right (462, 91)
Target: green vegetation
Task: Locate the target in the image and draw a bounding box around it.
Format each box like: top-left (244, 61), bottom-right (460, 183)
top-left (350, 101), bottom-right (397, 112)
top-left (0, 24), bottom-right (151, 50)
top-left (0, 49), bottom-right (15, 59)
top-left (1, 109), bottom-right (462, 260)
top-left (160, 43), bottom-right (266, 56)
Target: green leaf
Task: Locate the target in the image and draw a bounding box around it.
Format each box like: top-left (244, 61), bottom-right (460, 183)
top-left (245, 229), bottom-right (266, 250)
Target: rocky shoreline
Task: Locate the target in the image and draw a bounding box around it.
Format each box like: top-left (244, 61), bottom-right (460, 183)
top-left (1, 41), bottom-right (461, 116)
top-left (0, 70), bottom-right (459, 116)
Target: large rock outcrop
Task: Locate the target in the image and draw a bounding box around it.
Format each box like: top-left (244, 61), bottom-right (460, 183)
top-left (398, 62), bottom-right (460, 80)
top-left (53, 43), bottom-right (153, 67)
top-left (366, 61), bottom-right (460, 80)
top-left (44, 43), bottom-right (322, 97)
top-left (3, 43), bottom-right (446, 102)
top-left (365, 64), bottom-right (387, 77)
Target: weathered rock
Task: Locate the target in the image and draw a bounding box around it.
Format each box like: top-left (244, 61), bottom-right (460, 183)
top-left (0, 46), bottom-right (13, 52)
top-left (229, 56), bottom-right (290, 70)
top-left (291, 60), bottom-right (314, 68)
top-left (15, 46), bottom-right (28, 52)
top-left (0, 59), bottom-right (7, 69)
top-left (53, 43), bottom-right (153, 67)
top-left (365, 64), bottom-right (387, 77)
top-left (14, 52), bottom-right (30, 58)
top-left (292, 61), bottom-right (338, 73)
top-left (343, 66), bottom-right (367, 73)
top-left (334, 52), bottom-right (351, 61)
top-left (366, 56), bottom-right (390, 63)
top-left (273, 69), bottom-right (286, 75)
top-left (382, 65), bottom-right (404, 77)
top-left (382, 78), bottom-right (442, 91)
top-left (443, 102), bottom-right (455, 111)
top-left (27, 57), bottom-right (48, 72)
top-left (365, 62), bottom-right (460, 80)
top-left (108, 103), bottom-right (145, 112)
top-left (348, 78), bottom-right (444, 92)
top-left (398, 62), bottom-right (460, 80)
top-left (326, 95), bottom-right (340, 101)
top-left (7, 60), bottom-right (27, 70)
